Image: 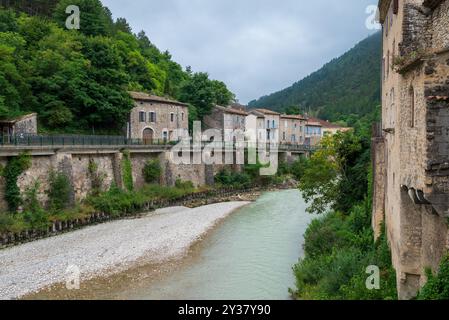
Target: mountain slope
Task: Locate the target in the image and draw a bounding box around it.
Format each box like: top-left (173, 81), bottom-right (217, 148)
top-left (248, 32), bottom-right (381, 122)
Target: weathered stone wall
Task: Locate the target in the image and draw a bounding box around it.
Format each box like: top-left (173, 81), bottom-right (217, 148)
top-left (372, 136), bottom-right (386, 239)
top-left (130, 153), bottom-right (161, 189)
top-left (0, 149), bottom-right (238, 212)
top-left (14, 114), bottom-right (37, 135)
top-left (70, 154), bottom-right (116, 201)
top-left (376, 0), bottom-right (449, 299)
top-left (129, 100), bottom-right (189, 142)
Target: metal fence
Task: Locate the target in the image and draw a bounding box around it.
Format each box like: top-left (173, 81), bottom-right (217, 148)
top-left (0, 134), bottom-right (175, 147)
top-left (0, 134), bottom-right (316, 152)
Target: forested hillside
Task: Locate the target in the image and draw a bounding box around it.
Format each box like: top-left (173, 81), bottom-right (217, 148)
top-left (0, 0), bottom-right (234, 134)
top-left (248, 33), bottom-right (381, 123)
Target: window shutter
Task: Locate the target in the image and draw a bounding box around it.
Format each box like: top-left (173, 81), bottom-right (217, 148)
top-left (393, 0), bottom-right (399, 14)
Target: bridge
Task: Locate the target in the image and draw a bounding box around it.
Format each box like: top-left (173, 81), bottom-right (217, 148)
top-left (0, 134), bottom-right (316, 157)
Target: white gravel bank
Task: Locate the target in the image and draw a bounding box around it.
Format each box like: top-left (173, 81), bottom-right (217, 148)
top-left (0, 201), bottom-right (250, 300)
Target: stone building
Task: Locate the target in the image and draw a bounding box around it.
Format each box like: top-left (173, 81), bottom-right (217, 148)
top-left (203, 105), bottom-right (249, 141)
top-left (127, 92), bottom-right (189, 143)
top-left (0, 113), bottom-right (37, 143)
top-left (305, 118), bottom-right (323, 146)
top-left (280, 114), bottom-right (307, 144)
top-left (374, 0), bottom-right (449, 299)
top-left (246, 109), bottom-right (280, 143)
top-left (306, 117), bottom-right (352, 137)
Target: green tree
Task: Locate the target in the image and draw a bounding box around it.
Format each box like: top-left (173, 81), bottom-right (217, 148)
top-left (53, 0), bottom-right (113, 36)
top-left (179, 72), bottom-right (234, 120)
top-left (0, 8), bottom-right (18, 32)
top-left (298, 131), bottom-right (369, 215)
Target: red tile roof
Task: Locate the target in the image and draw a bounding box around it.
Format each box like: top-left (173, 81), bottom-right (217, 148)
top-left (252, 108), bottom-right (281, 116)
top-left (129, 91), bottom-right (188, 107)
top-left (215, 105), bottom-right (249, 116)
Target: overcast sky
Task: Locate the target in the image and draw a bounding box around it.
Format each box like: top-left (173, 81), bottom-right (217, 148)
top-left (102, 0), bottom-right (379, 104)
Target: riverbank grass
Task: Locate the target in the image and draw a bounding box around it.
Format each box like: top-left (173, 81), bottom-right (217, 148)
top-left (0, 183), bottom-right (206, 235)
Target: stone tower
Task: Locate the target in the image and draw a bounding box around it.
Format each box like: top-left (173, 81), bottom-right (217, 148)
top-left (374, 0), bottom-right (449, 299)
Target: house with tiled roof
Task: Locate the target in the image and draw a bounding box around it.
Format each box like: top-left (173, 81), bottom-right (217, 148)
top-left (127, 91), bottom-right (189, 143)
top-left (280, 114), bottom-right (307, 144)
top-left (246, 109), bottom-right (281, 143)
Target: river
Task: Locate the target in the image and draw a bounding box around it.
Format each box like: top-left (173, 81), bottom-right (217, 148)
top-left (30, 189), bottom-right (313, 300)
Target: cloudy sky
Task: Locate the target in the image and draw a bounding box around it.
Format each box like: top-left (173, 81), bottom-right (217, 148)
top-left (102, 0), bottom-right (379, 104)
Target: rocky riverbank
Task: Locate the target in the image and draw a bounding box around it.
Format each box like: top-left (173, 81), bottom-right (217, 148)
top-left (0, 201), bottom-right (251, 300)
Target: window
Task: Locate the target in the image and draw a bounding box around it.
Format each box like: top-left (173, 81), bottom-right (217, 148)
top-left (291, 135), bottom-right (296, 143)
top-left (170, 113), bottom-right (174, 122)
top-left (393, 0), bottom-right (399, 14)
top-left (149, 112), bottom-right (156, 123)
top-left (392, 40), bottom-right (396, 72)
top-left (163, 131), bottom-right (168, 142)
top-left (181, 112), bottom-right (184, 121)
top-left (272, 120), bottom-right (275, 128)
top-left (410, 86), bottom-right (415, 128)
top-left (139, 111), bottom-right (146, 123)
top-left (267, 120), bottom-right (270, 129)
top-left (387, 50), bottom-right (390, 77)
top-left (283, 132), bottom-right (286, 141)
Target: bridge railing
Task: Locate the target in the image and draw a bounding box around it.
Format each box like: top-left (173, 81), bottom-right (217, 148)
top-left (0, 134), bottom-right (317, 152)
top-left (0, 134), bottom-right (174, 147)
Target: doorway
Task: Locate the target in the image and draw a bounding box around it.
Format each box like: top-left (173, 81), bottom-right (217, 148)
top-left (143, 128), bottom-right (154, 145)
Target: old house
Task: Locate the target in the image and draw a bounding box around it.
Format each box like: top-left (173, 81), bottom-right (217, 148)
top-left (246, 109), bottom-right (280, 143)
top-left (306, 117), bottom-right (351, 136)
top-left (374, 0), bottom-right (449, 299)
top-left (127, 92), bottom-right (189, 143)
top-left (0, 113), bottom-right (37, 143)
top-left (280, 114), bottom-right (307, 144)
top-left (305, 118), bottom-right (323, 146)
top-left (203, 105), bottom-right (249, 141)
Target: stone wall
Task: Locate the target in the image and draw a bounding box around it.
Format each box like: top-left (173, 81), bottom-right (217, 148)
top-left (375, 0), bottom-right (449, 299)
top-left (128, 99), bottom-right (189, 142)
top-left (0, 149), bottom-right (236, 212)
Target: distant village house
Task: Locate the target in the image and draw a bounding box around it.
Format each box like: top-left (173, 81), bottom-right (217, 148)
top-left (127, 92), bottom-right (189, 144)
top-left (0, 113), bottom-right (37, 143)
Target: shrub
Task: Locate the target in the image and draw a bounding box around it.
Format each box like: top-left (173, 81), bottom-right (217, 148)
top-left (143, 159), bottom-right (161, 184)
top-left (175, 179), bottom-right (194, 190)
top-left (22, 181), bottom-right (50, 230)
top-left (214, 169), bottom-right (252, 188)
top-left (122, 150), bottom-right (134, 191)
top-left (47, 170), bottom-right (72, 212)
top-left (418, 255), bottom-right (449, 300)
top-left (88, 159), bottom-right (105, 196)
top-left (293, 202), bottom-right (398, 300)
top-left (2, 153), bottom-right (31, 212)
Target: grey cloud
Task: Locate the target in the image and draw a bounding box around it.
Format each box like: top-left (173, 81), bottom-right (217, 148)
top-left (102, 0), bottom-right (378, 104)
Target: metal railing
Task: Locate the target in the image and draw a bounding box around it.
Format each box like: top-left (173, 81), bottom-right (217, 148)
top-left (0, 134), bottom-right (175, 147)
top-left (0, 134), bottom-right (316, 152)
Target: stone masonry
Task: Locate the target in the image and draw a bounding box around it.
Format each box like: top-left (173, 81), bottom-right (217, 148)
top-left (375, 0), bottom-right (449, 299)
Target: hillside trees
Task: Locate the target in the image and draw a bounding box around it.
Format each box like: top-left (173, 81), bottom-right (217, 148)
top-left (0, 5), bottom-right (234, 133)
top-left (249, 33), bottom-right (381, 123)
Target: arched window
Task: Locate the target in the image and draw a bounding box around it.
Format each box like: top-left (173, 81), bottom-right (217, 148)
top-left (410, 86), bottom-right (415, 128)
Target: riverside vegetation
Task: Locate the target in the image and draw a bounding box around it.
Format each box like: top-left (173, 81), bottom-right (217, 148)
top-left (291, 111), bottom-right (398, 300)
top-left (0, 153), bottom-right (295, 236)
top-left (291, 111), bottom-right (449, 300)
